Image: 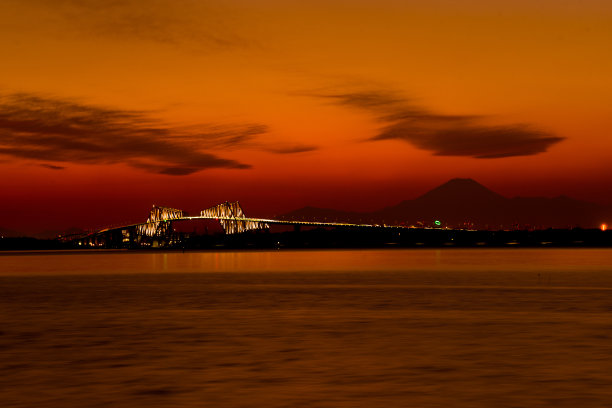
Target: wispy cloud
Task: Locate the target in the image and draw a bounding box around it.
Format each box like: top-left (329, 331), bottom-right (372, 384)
top-left (265, 145), bottom-right (318, 154)
top-left (315, 90), bottom-right (564, 158)
top-left (43, 0), bottom-right (254, 52)
top-left (0, 92), bottom-right (260, 175)
top-left (39, 163), bottom-right (65, 170)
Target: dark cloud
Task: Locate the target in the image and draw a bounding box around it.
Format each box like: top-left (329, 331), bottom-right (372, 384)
top-left (265, 145), bottom-right (319, 154)
top-left (377, 123), bottom-right (563, 159)
top-left (320, 91), bottom-right (405, 110)
top-left (0, 93), bottom-right (257, 175)
top-left (40, 164), bottom-right (65, 170)
top-left (317, 90), bottom-right (564, 158)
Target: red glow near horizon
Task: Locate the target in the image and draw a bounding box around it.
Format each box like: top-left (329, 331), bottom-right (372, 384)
top-left (1, 1), bottom-right (612, 233)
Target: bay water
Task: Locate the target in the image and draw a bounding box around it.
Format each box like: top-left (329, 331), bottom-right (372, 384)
top-left (1, 249), bottom-right (612, 407)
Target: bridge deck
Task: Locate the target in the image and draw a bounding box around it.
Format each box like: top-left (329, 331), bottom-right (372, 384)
top-left (87, 216), bottom-right (416, 236)
top-left (182, 216), bottom-right (405, 229)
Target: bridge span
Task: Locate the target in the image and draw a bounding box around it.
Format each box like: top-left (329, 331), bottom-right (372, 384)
top-left (65, 201), bottom-right (413, 248)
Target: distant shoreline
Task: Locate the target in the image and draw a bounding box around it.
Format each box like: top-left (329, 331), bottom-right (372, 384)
top-left (2, 228), bottom-right (611, 250)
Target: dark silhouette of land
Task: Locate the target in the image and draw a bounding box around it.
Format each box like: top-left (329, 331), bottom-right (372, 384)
top-left (2, 178), bottom-right (611, 250)
top-left (281, 178), bottom-right (611, 230)
top-left (2, 227), bottom-right (611, 250)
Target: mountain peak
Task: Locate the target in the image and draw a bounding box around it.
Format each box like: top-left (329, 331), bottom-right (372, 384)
top-left (417, 178), bottom-right (505, 203)
top-left (443, 178), bottom-right (484, 187)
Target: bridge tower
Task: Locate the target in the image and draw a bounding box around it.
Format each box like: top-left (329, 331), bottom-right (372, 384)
top-left (200, 201), bottom-right (269, 234)
top-left (136, 206), bottom-right (185, 244)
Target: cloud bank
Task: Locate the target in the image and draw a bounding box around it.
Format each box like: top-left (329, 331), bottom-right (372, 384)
top-left (318, 90), bottom-right (564, 158)
top-left (0, 93), bottom-right (261, 175)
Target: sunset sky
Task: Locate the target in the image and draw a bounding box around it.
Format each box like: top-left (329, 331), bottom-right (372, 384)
top-left (1, 0), bottom-right (611, 233)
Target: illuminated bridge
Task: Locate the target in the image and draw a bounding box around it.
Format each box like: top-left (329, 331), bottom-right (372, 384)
top-left (67, 201), bottom-right (413, 248)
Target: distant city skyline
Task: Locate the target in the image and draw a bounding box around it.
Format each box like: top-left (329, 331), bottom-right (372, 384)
top-left (1, 0), bottom-right (611, 233)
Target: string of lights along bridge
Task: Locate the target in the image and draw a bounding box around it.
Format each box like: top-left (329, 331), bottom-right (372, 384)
top-left (69, 201), bottom-right (431, 248)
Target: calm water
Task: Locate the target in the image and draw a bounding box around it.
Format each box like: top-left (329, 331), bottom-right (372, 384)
top-left (1, 249), bottom-right (612, 407)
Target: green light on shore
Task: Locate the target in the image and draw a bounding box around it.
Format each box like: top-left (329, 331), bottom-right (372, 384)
top-left (434, 220), bottom-right (441, 226)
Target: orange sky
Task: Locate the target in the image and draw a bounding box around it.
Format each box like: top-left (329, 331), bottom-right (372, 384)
top-left (1, 0), bottom-right (611, 233)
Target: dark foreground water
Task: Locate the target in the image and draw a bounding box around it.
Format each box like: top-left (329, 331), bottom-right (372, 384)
top-left (1, 249), bottom-right (612, 407)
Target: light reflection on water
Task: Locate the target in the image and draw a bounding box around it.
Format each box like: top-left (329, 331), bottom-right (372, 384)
top-left (1, 249), bottom-right (612, 407)
top-left (2, 248), bottom-right (612, 276)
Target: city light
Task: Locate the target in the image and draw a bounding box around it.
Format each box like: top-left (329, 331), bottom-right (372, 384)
top-left (602, 224), bottom-right (608, 231)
